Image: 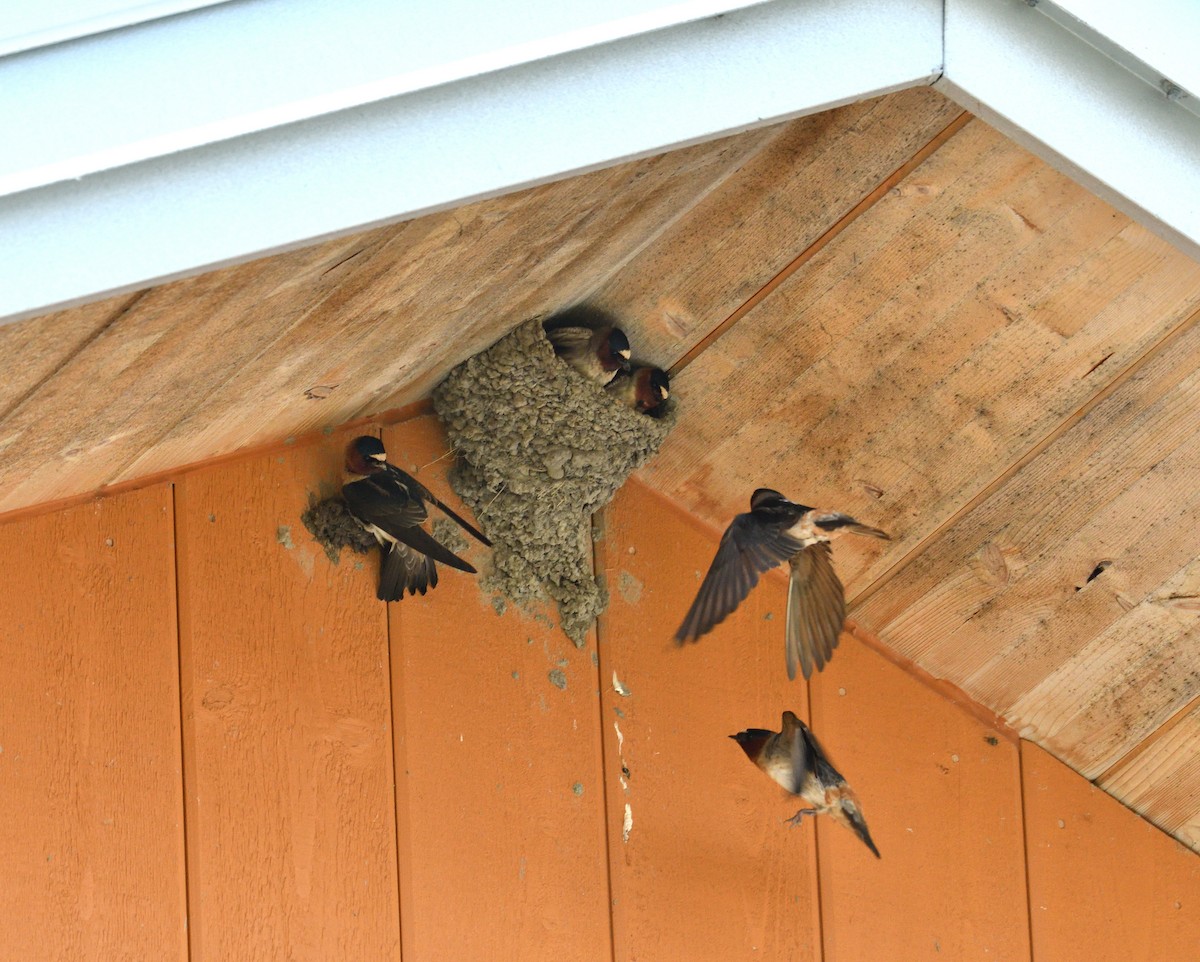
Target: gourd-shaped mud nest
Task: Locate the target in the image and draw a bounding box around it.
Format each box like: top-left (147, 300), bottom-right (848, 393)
top-left (433, 318), bottom-right (675, 644)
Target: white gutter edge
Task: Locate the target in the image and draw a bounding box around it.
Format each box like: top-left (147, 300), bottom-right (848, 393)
top-left (0, 0), bottom-right (942, 324)
top-left (938, 0), bottom-right (1200, 263)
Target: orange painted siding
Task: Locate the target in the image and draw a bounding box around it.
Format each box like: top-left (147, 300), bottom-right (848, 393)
top-left (1022, 742), bottom-right (1200, 960)
top-left (0, 416), bottom-right (1197, 961)
top-left (0, 486), bottom-right (186, 961)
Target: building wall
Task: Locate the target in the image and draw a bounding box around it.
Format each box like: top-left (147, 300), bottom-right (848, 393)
top-left (1, 414), bottom-right (1196, 961)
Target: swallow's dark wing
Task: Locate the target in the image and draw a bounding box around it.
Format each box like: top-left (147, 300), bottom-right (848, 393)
top-left (377, 542), bottom-right (439, 601)
top-left (774, 712), bottom-right (812, 795)
top-left (385, 465), bottom-right (491, 547)
top-left (543, 325), bottom-right (593, 354)
top-left (785, 543), bottom-right (846, 680)
top-left (343, 474), bottom-right (428, 529)
top-left (343, 475), bottom-right (476, 573)
top-left (675, 512), bottom-right (807, 643)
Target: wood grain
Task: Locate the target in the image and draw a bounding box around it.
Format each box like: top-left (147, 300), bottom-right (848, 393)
top-left (1023, 742), bottom-right (1200, 960)
top-left (175, 431), bottom-right (401, 962)
top-left (587, 87), bottom-right (964, 368)
top-left (640, 118), bottom-right (1200, 580)
top-left (1099, 695), bottom-right (1200, 851)
top-left (810, 625), bottom-right (1030, 962)
top-left (597, 479), bottom-right (822, 961)
top-left (0, 485), bottom-right (187, 962)
top-left (384, 417), bottom-right (612, 962)
top-left (0, 123), bottom-right (782, 515)
top-left (856, 314), bottom-right (1200, 776)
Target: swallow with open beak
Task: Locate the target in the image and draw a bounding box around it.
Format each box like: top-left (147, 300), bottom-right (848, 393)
top-left (543, 306), bottom-right (632, 385)
top-left (342, 435), bottom-right (488, 601)
top-left (675, 488), bottom-right (889, 679)
top-left (731, 710), bottom-right (880, 858)
top-left (606, 365), bottom-right (669, 416)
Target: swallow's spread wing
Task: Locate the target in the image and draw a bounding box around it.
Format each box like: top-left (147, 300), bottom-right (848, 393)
top-left (385, 465), bottom-right (491, 547)
top-left (343, 475), bottom-right (476, 573)
top-left (785, 543), bottom-right (846, 680)
top-left (378, 542), bottom-right (439, 601)
top-left (675, 513), bottom-right (807, 643)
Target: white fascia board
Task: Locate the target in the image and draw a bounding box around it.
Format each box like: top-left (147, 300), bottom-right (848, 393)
top-left (1, 0), bottom-right (777, 198)
top-left (938, 0), bottom-right (1200, 262)
top-left (0, 1), bottom-right (232, 58)
top-left (0, 0), bottom-right (942, 324)
top-left (1042, 0), bottom-right (1198, 100)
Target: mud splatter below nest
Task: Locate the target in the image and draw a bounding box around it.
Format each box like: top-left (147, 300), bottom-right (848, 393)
top-left (433, 318), bottom-right (674, 645)
top-left (301, 496), bottom-right (377, 564)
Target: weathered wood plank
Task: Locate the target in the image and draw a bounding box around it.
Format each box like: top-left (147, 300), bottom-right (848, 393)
top-left (0, 485), bottom-right (187, 961)
top-left (597, 479), bottom-right (822, 962)
top-left (175, 432), bottom-right (401, 962)
top-left (586, 87), bottom-right (965, 366)
top-left (0, 231), bottom-right (392, 511)
top-left (110, 128), bottom-right (777, 486)
top-left (0, 292), bottom-right (141, 421)
top-left (855, 316), bottom-right (1200, 776)
top-left (385, 416), bottom-right (611, 962)
top-left (810, 627), bottom-right (1029, 962)
top-left (1099, 696), bottom-right (1200, 852)
top-left (640, 119), bottom-right (1200, 587)
top-left (1023, 742), bottom-right (1200, 960)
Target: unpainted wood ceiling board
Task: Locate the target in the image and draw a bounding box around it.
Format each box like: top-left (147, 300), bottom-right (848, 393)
top-left (638, 119), bottom-right (1200, 600)
top-left (1099, 697), bottom-right (1200, 850)
top-left (0, 122), bottom-right (781, 513)
top-left (585, 87), bottom-right (964, 368)
top-left (853, 316), bottom-right (1200, 773)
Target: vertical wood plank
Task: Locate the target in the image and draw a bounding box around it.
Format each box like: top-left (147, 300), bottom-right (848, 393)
top-left (598, 479), bottom-right (822, 961)
top-left (0, 485), bottom-right (187, 961)
top-left (176, 433), bottom-right (401, 961)
top-left (810, 628), bottom-right (1030, 962)
top-left (385, 416), bottom-right (611, 962)
top-left (1023, 742), bottom-right (1200, 960)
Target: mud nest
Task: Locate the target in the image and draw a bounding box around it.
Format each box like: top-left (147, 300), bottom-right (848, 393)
top-left (432, 318), bottom-right (675, 645)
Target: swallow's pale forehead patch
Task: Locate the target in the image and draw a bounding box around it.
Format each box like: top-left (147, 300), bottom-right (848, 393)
top-left (618, 348), bottom-right (631, 359)
top-left (658, 385), bottom-right (669, 399)
top-left (369, 452), bottom-right (387, 461)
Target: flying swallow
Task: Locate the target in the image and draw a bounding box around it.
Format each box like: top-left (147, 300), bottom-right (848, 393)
top-left (342, 435), bottom-right (484, 601)
top-left (731, 710), bottom-right (880, 858)
top-left (675, 488), bottom-right (889, 680)
top-left (605, 365), bottom-right (670, 416)
top-left (543, 306), bottom-right (632, 384)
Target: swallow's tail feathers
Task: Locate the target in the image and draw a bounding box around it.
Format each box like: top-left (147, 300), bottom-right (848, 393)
top-left (377, 543), bottom-right (440, 601)
top-left (839, 799), bottom-right (881, 859)
top-left (785, 544), bottom-right (847, 680)
top-left (813, 513), bottom-right (890, 540)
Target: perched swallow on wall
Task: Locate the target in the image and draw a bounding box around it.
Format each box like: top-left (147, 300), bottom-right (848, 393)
top-left (605, 365), bottom-right (670, 415)
top-left (543, 306), bottom-right (632, 384)
top-left (731, 710), bottom-right (880, 858)
top-left (342, 435), bottom-right (484, 601)
top-left (675, 488), bottom-right (889, 680)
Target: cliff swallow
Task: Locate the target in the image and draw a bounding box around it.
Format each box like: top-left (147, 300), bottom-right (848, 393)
top-left (675, 489), bottom-right (889, 680)
top-left (342, 435), bottom-right (483, 601)
top-left (731, 710), bottom-right (880, 858)
top-left (606, 365), bottom-right (670, 416)
top-left (543, 306), bottom-right (632, 385)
